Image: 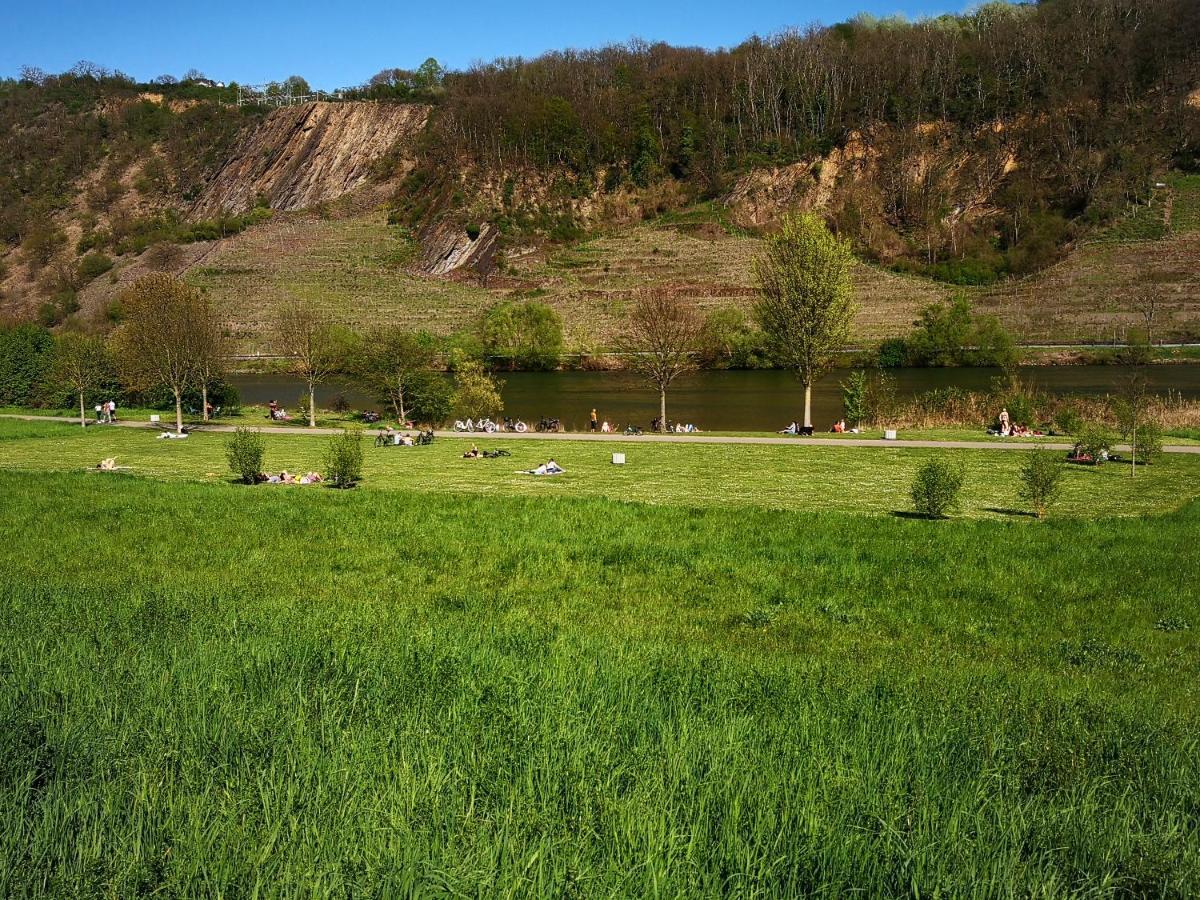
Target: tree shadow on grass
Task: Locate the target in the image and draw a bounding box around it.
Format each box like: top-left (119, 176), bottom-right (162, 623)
top-left (983, 507), bottom-right (1038, 518)
top-left (890, 511), bottom-right (947, 520)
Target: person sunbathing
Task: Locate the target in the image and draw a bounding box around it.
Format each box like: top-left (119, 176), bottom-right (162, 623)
top-left (526, 459), bottom-right (565, 476)
top-left (779, 422), bottom-right (799, 435)
top-left (831, 419), bottom-right (846, 433)
top-left (463, 444), bottom-right (481, 459)
top-left (97, 458), bottom-right (117, 470)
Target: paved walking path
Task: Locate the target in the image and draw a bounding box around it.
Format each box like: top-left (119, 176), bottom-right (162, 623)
top-left (5, 414), bottom-right (1198, 454)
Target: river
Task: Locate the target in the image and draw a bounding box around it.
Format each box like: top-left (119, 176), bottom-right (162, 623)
top-left (229, 366), bottom-right (1200, 432)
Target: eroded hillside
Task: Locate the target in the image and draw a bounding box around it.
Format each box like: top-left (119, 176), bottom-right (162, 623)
top-left (191, 102), bottom-right (428, 217)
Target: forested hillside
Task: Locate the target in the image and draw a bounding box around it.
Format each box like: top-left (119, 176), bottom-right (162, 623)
top-left (1, 0), bottom-right (1198, 349)
top-left (405, 0), bottom-right (1200, 281)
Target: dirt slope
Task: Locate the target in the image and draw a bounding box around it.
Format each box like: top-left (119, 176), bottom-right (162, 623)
top-left (191, 102), bottom-right (428, 217)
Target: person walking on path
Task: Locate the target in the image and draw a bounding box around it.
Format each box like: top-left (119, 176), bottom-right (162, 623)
top-left (589, 408), bottom-right (599, 432)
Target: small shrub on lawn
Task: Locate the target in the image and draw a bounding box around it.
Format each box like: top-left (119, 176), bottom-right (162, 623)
top-left (911, 459), bottom-right (965, 518)
top-left (1131, 420), bottom-right (1163, 466)
top-left (1076, 421), bottom-right (1115, 464)
top-left (225, 427), bottom-right (265, 485)
top-left (325, 428), bottom-right (364, 488)
top-left (1019, 449), bottom-right (1065, 518)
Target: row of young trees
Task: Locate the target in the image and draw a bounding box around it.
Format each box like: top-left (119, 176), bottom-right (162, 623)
top-left (36, 214), bottom-right (851, 435)
top-left (43, 274), bottom-right (224, 433)
top-left (623, 213), bottom-right (854, 429)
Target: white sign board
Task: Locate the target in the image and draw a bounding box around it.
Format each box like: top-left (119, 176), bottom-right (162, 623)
top-left (612, 453), bottom-right (626, 465)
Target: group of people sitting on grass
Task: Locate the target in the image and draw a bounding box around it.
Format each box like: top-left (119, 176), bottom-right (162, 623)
top-left (989, 408), bottom-right (1044, 437)
top-left (647, 417), bottom-right (700, 433)
top-left (376, 426), bottom-right (414, 447)
top-left (256, 470), bottom-right (323, 485)
top-left (266, 401), bottom-right (291, 422)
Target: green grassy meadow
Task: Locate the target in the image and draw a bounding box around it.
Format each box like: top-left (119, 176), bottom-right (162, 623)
top-left (1, 419), bottom-right (1199, 895)
top-left (2, 418), bottom-right (1199, 517)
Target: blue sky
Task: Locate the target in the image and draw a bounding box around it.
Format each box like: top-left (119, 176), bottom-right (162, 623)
top-left (3, 0), bottom-right (970, 89)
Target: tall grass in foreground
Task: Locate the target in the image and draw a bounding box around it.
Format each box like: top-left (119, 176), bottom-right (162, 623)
top-left (0, 472), bottom-right (1198, 896)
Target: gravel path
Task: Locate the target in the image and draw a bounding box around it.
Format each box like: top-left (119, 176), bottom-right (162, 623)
top-left (5, 414), bottom-right (1197, 454)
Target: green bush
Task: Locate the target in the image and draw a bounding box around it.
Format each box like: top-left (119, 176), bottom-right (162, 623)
top-left (911, 459), bottom-right (965, 519)
top-left (324, 428), bottom-right (364, 488)
top-left (0, 323), bottom-right (55, 405)
top-left (225, 427), bottom-right (265, 485)
top-left (480, 300), bottom-right (563, 370)
top-left (1053, 405), bottom-right (1082, 435)
top-left (1131, 420), bottom-right (1163, 466)
top-left (841, 371), bottom-right (868, 427)
top-left (1076, 422), bottom-right (1115, 464)
top-left (875, 338), bottom-right (908, 368)
top-left (1018, 449), bottom-right (1065, 518)
top-left (76, 252), bottom-right (113, 283)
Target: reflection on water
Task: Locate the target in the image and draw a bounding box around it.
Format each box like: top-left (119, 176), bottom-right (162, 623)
top-left (229, 366), bottom-right (1200, 432)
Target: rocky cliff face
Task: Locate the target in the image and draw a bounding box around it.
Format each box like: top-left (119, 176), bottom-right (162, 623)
top-left (420, 222), bottom-right (501, 277)
top-left (191, 102), bottom-right (428, 217)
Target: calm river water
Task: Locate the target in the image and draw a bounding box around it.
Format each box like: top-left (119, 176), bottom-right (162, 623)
top-left (229, 366), bottom-right (1200, 432)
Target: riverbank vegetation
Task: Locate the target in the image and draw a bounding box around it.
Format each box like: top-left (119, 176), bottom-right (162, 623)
top-left (0, 468), bottom-right (1198, 894)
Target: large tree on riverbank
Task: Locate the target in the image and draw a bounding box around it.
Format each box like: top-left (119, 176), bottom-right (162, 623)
top-left (277, 298), bottom-right (342, 428)
top-left (354, 327), bottom-right (440, 424)
top-left (114, 274), bottom-right (206, 435)
top-left (619, 290), bottom-right (702, 432)
top-left (49, 332), bottom-right (112, 427)
top-left (754, 214), bottom-right (855, 430)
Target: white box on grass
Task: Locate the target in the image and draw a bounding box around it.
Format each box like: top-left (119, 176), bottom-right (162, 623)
top-left (149, 414), bottom-right (160, 423)
top-left (884, 429), bottom-right (897, 441)
top-left (612, 453), bottom-right (626, 465)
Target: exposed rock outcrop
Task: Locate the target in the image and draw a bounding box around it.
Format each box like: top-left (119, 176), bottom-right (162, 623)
top-left (191, 102), bottom-right (428, 217)
top-left (420, 222), bottom-right (500, 276)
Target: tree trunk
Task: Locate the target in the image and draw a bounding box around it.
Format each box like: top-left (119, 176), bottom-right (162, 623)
top-left (803, 382), bottom-right (813, 429)
top-left (79, 390), bottom-right (86, 427)
top-left (201, 382), bottom-right (209, 421)
top-left (659, 389), bottom-right (667, 432)
top-left (174, 389), bottom-right (183, 435)
top-left (308, 382), bottom-right (316, 428)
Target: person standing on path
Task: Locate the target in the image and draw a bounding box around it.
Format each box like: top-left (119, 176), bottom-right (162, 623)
top-left (589, 408), bottom-right (598, 432)
top-left (108, 399), bottom-right (117, 423)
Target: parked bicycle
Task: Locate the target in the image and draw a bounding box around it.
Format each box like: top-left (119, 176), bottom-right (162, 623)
top-left (536, 417), bottom-right (561, 433)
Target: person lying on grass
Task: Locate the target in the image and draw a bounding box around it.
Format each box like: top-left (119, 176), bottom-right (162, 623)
top-left (261, 470), bottom-right (323, 484)
top-left (520, 459), bottom-right (565, 476)
top-left (463, 444), bottom-right (481, 459)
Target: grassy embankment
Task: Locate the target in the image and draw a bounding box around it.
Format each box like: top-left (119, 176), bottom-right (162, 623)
top-left (0, 457), bottom-right (1198, 894)
top-left (2, 418), bottom-right (1198, 517)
